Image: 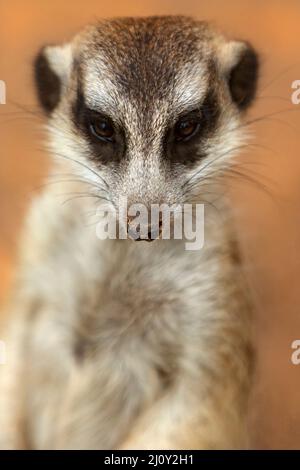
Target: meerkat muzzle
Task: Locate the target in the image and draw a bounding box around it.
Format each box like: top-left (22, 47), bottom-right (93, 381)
top-left (127, 214), bottom-right (163, 242)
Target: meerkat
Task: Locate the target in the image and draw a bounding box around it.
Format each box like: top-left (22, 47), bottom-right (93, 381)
top-left (0, 16), bottom-right (259, 450)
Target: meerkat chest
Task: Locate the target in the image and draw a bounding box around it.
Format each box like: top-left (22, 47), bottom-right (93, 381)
top-left (26, 203), bottom-right (236, 448)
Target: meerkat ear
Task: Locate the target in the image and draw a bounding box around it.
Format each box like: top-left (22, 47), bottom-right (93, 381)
top-left (220, 41), bottom-right (259, 110)
top-left (34, 44), bottom-right (72, 114)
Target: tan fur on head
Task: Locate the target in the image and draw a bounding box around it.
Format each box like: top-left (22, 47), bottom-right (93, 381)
top-left (0, 16), bottom-right (258, 449)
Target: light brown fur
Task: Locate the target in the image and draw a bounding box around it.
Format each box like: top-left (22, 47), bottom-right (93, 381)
top-left (0, 16), bottom-right (258, 449)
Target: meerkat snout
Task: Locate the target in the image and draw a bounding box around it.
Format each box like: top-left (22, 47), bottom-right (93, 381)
top-left (127, 212), bottom-right (163, 242)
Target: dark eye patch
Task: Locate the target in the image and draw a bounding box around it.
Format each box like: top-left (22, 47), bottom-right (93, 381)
top-left (166, 90), bottom-right (220, 166)
top-left (72, 87), bottom-right (125, 164)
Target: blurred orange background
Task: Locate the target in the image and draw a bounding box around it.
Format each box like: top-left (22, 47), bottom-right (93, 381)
top-left (1, 0), bottom-right (300, 449)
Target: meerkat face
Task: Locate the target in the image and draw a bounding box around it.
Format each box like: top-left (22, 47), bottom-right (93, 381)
top-left (34, 16), bottom-right (258, 234)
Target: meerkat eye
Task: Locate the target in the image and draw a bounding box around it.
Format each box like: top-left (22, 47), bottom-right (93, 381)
top-left (89, 118), bottom-right (115, 142)
top-left (174, 118), bottom-right (200, 142)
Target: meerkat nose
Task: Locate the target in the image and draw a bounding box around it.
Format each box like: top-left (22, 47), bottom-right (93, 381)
top-left (127, 214), bottom-right (163, 242)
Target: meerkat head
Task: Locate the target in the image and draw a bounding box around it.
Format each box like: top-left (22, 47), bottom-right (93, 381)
top-left (34, 16), bottom-right (258, 239)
